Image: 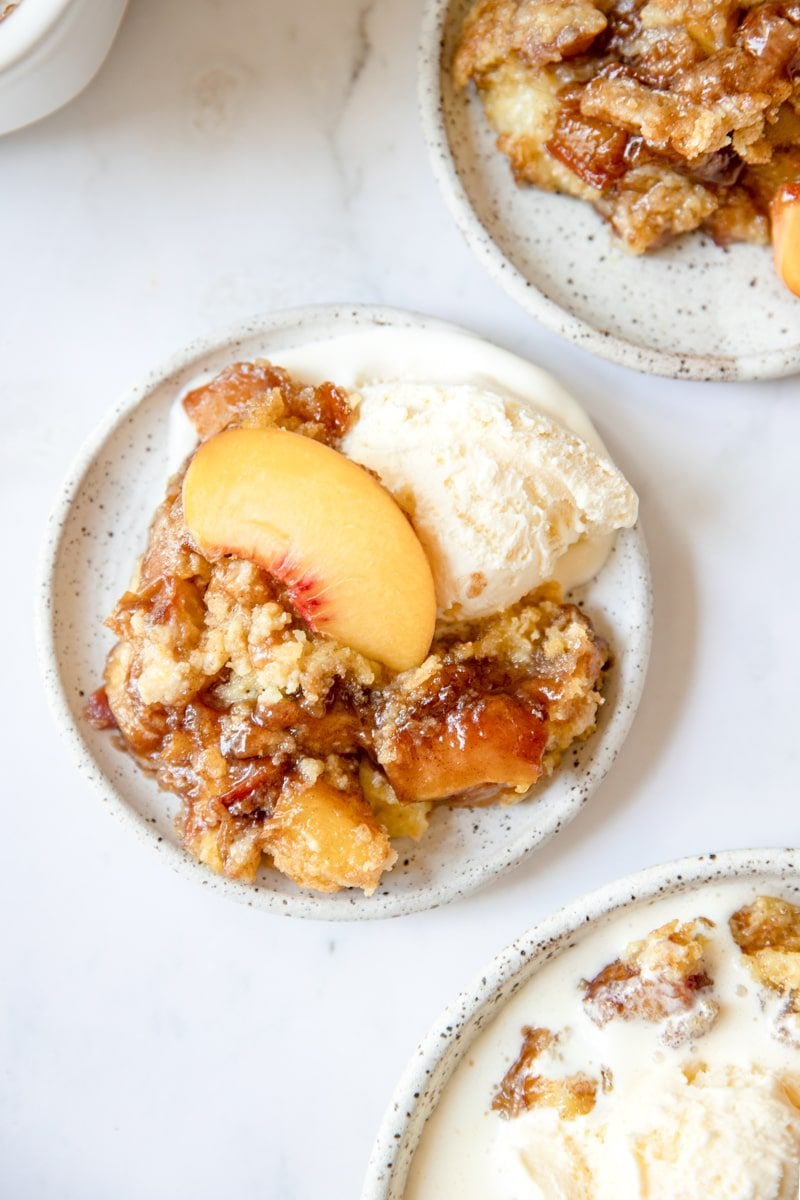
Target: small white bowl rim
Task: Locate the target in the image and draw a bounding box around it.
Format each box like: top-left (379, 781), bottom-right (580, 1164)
top-left (36, 302), bottom-right (652, 922)
top-left (417, 0), bottom-right (800, 382)
top-left (0, 0), bottom-right (74, 73)
top-left (362, 845), bottom-right (800, 1197)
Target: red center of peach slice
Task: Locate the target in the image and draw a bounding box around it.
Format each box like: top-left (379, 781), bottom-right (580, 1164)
top-left (182, 427), bottom-right (437, 672)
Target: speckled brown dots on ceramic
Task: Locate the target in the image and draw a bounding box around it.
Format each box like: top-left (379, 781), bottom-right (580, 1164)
top-left (36, 305), bottom-right (652, 921)
top-left (418, 0), bottom-right (800, 381)
top-left (362, 848), bottom-right (800, 1198)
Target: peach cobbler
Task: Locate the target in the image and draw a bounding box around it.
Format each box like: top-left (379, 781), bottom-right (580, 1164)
top-left (87, 358), bottom-right (636, 895)
top-left (454, 0), bottom-right (800, 293)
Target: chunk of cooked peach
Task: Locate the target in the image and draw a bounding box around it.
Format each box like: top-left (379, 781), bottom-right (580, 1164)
top-left (262, 777), bottom-right (396, 894)
top-left (375, 662), bottom-right (549, 803)
top-left (383, 693), bottom-right (548, 802)
top-left (182, 427), bottom-right (436, 673)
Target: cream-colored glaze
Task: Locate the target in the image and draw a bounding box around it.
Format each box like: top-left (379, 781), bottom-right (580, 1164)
top-left (168, 327), bottom-right (633, 606)
top-left (405, 877), bottom-right (800, 1200)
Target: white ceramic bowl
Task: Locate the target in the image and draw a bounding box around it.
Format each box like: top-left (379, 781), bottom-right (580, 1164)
top-left (363, 846), bottom-right (800, 1196)
top-left (419, 0), bottom-right (800, 380)
top-left (0, 0), bottom-right (128, 135)
top-left (37, 304), bottom-right (651, 920)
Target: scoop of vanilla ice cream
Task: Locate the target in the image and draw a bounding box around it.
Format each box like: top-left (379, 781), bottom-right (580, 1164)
top-left (501, 1110), bottom-right (595, 1199)
top-left (506, 1063), bottom-right (800, 1200)
top-left (341, 381), bottom-right (637, 620)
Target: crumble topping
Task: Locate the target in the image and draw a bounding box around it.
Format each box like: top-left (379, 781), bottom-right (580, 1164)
top-left (182, 360), bottom-right (353, 444)
top-left (582, 917), bottom-right (720, 1045)
top-left (493, 1026), bottom-right (601, 1119)
top-left (731, 895), bottom-right (800, 1045)
top-left (455, 0), bottom-right (800, 253)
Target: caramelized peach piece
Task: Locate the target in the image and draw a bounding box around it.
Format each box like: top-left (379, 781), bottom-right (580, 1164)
top-left (492, 1027), bottom-right (598, 1120)
top-left (182, 428), bottom-right (436, 672)
top-left (771, 183), bottom-right (800, 297)
top-left (382, 691), bottom-right (548, 803)
top-left (263, 778), bottom-right (395, 894)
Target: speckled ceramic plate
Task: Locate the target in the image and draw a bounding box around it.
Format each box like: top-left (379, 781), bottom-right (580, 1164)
top-left (363, 847), bottom-right (800, 1196)
top-left (419, 0), bottom-right (800, 380)
top-left (37, 305), bottom-right (651, 920)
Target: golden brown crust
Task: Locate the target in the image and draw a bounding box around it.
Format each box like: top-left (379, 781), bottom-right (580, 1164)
top-left (455, 0), bottom-right (800, 253)
top-left (182, 361), bottom-right (354, 446)
top-left (492, 1026), bottom-right (599, 1120)
top-left (703, 185), bottom-right (769, 246)
top-left (454, 0), bottom-right (608, 86)
top-left (582, 918), bottom-right (720, 1045)
top-left (602, 163), bottom-right (717, 251)
top-left (730, 896), bottom-right (800, 1043)
top-left (731, 895), bottom-right (800, 958)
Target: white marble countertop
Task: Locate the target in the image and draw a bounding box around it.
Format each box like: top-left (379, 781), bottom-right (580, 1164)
top-left (2, 1), bottom-right (799, 1196)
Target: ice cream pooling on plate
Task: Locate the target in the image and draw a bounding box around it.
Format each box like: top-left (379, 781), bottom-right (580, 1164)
top-left (341, 381), bottom-right (637, 620)
top-left (405, 878), bottom-right (800, 1200)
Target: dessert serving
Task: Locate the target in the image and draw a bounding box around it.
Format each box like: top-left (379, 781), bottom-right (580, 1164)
top-left (405, 875), bottom-right (800, 1199)
top-left (454, 0), bottom-right (800, 295)
top-left (84, 345), bottom-right (637, 897)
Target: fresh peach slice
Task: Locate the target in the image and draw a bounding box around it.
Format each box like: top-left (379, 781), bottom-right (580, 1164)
top-left (182, 427), bottom-right (436, 671)
top-left (771, 183), bottom-right (800, 297)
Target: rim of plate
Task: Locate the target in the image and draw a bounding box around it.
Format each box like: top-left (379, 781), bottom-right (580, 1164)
top-left (363, 845), bottom-right (800, 1196)
top-left (417, 0), bottom-right (800, 382)
top-left (36, 303), bottom-right (652, 921)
